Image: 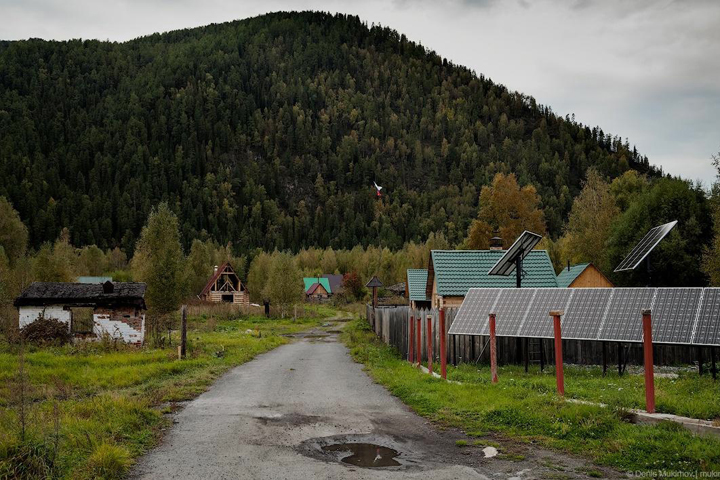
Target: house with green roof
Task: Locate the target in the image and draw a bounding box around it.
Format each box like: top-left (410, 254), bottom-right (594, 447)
top-left (427, 250), bottom-right (558, 308)
top-left (304, 277), bottom-right (332, 300)
top-left (406, 269), bottom-right (430, 309)
top-left (556, 263), bottom-right (613, 288)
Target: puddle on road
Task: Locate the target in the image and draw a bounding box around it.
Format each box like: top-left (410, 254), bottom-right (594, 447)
top-left (483, 446), bottom-right (498, 458)
top-left (304, 334), bottom-right (329, 339)
top-left (322, 443), bottom-right (401, 468)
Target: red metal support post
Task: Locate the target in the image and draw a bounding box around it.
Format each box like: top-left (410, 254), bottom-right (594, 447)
top-left (489, 313), bottom-right (498, 383)
top-left (550, 310), bottom-right (565, 396)
top-left (642, 309), bottom-right (655, 413)
top-left (439, 309), bottom-right (447, 379)
top-left (416, 316), bottom-right (422, 369)
top-left (409, 315), bottom-right (415, 363)
top-left (426, 315), bottom-right (433, 374)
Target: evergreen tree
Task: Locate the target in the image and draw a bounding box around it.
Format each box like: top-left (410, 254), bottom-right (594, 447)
top-left (132, 203), bottom-right (185, 334)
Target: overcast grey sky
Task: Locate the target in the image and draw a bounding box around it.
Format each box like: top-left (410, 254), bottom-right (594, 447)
top-left (2, 0), bottom-right (719, 183)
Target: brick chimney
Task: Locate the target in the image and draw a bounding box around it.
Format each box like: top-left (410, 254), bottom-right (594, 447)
top-left (489, 236), bottom-right (503, 250)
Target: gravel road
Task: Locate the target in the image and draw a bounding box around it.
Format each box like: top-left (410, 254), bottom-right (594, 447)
top-left (131, 322), bottom-right (616, 479)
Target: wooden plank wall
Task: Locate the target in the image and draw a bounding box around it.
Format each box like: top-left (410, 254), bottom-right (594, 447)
top-left (366, 304), bottom-right (701, 367)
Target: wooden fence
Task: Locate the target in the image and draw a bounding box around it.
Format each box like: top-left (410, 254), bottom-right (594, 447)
top-left (367, 304), bottom-right (702, 368)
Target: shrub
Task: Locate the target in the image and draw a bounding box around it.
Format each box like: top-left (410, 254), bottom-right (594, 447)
top-left (20, 317), bottom-right (71, 345)
top-left (84, 443), bottom-right (132, 479)
top-left (0, 439), bottom-right (54, 479)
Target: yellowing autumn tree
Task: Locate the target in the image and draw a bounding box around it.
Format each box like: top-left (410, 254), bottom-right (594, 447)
top-left (465, 173), bottom-right (546, 249)
top-left (562, 169), bottom-right (619, 273)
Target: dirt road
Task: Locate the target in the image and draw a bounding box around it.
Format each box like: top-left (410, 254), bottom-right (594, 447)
top-left (131, 322), bottom-right (614, 479)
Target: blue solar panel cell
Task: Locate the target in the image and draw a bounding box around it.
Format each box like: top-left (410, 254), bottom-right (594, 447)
top-left (521, 289), bottom-right (573, 338)
top-left (597, 288), bottom-right (655, 342)
top-left (447, 288), bottom-right (501, 336)
top-left (650, 288), bottom-right (702, 344)
top-left (492, 289), bottom-right (536, 336)
top-left (562, 288), bottom-right (613, 340)
top-left (693, 288), bottom-right (720, 346)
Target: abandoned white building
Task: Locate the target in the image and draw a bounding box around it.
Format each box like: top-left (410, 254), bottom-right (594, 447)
top-left (15, 281), bottom-right (147, 345)
top-left (199, 262), bottom-right (249, 306)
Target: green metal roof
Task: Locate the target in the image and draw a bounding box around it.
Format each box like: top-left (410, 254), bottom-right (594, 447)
top-left (303, 277), bottom-right (331, 294)
top-left (430, 250), bottom-right (558, 296)
top-left (556, 263), bottom-right (590, 288)
top-left (77, 276), bottom-right (113, 284)
top-left (406, 269), bottom-right (429, 301)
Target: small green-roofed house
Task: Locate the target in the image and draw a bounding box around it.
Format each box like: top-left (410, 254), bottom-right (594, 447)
top-left (304, 277), bottom-right (332, 299)
top-left (427, 250), bottom-right (558, 308)
top-left (77, 276), bottom-right (113, 284)
top-left (556, 262), bottom-right (613, 288)
top-left (406, 269), bottom-right (430, 309)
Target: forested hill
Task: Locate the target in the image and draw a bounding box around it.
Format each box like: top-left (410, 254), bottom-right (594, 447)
top-left (0, 11), bottom-right (656, 255)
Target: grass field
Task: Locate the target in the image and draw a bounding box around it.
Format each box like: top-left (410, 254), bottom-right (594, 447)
top-left (0, 307), bottom-right (331, 479)
top-left (342, 319), bottom-right (720, 475)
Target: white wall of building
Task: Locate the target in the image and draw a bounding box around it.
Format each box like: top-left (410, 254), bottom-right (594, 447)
top-left (18, 306), bottom-right (71, 329)
top-left (93, 313), bottom-right (145, 345)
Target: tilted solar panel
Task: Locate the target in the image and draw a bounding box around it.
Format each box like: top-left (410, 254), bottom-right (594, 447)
top-left (614, 221), bottom-right (677, 272)
top-left (447, 288), bottom-right (502, 336)
top-left (520, 288), bottom-right (573, 338)
top-left (492, 289), bottom-right (536, 336)
top-left (650, 288), bottom-right (702, 344)
top-left (487, 231), bottom-right (543, 276)
top-left (693, 288), bottom-right (720, 346)
top-left (598, 288), bottom-right (656, 342)
top-left (562, 288), bottom-right (613, 340)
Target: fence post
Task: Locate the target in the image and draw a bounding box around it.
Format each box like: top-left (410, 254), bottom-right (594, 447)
top-left (550, 310), bottom-right (564, 396)
top-left (642, 309), bottom-right (655, 413)
top-left (180, 305), bottom-right (187, 359)
top-left (489, 313), bottom-right (498, 383)
top-left (409, 315), bottom-right (415, 363)
top-left (416, 316), bottom-right (422, 369)
top-left (439, 309), bottom-right (447, 379)
top-left (426, 315), bottom-right (433, 374)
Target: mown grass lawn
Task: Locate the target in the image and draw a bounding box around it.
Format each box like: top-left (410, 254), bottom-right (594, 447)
top-left (0, 308), bottom-right (330, 479)
top-left (343, 319), bottom-right (720, 475)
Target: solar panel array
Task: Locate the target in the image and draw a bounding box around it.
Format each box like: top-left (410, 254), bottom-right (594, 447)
top-left (447, 286), bottom-right (720, 346)
top-left (614, 221), bottom-right (677, 272)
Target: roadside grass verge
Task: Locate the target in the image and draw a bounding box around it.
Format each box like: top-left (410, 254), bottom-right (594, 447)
top-left (0, 310), bottom-right (329, 479)
top-left (342, 319), bottom-right (720, 474)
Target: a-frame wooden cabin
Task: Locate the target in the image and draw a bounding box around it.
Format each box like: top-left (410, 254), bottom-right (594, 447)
top-left (199, 262), bottom-right (249, 306)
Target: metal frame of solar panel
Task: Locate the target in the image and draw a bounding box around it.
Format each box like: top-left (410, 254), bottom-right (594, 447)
top-left (692, 288), bottom-right (720, 346)
top-left (447, 288), bottom-right (502, 336)
top-left (487, 231), bottom-right (543, 276)
top-left (519, 288), bottom-right (574, 339)
top-left (561, 288), bottom-right (613, 341)
top-left (614, 221), bottom-right (677, 272)
top-left (649, 287), bottom-right (702, 345)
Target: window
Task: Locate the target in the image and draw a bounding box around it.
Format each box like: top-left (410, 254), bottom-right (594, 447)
top-left (70, 307), bottom-right (95, 334)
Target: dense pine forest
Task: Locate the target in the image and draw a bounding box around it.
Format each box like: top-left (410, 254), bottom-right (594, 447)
top-left (0, 11), bottom-right (657, 255)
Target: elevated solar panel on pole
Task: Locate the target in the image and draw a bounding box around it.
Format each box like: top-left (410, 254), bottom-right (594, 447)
top-left (447, 288), bottom-right (502, 336)
top-left (692, 288), bottom-right (720, 346)
top-left (492, 289), bottom-right (536, 336)
top-left (614, 221), bottom-right (677, 272)
top-left (562, 288), bottom-right (613, 341)
top-left (488, 231), bottom-right (543, 288)
top-left (650, 288), bottom-right (702, 344)
top-left (520, 289), bottom-right (573, 339)
top-left (597, 288), bottom-right (656, 342)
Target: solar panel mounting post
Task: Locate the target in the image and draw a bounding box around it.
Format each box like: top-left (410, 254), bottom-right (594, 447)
top-left (516, 255), bottom-right (522, 288)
